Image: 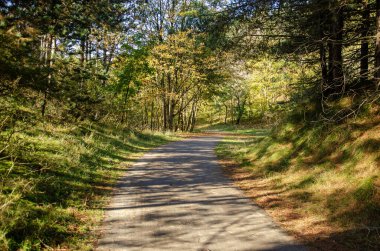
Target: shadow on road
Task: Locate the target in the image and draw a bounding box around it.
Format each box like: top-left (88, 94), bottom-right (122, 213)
top-left (97, 137), bottom-right (305, 251)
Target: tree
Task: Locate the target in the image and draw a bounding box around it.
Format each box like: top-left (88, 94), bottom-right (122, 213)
top-left (146, 31), bottom-right (217, 131)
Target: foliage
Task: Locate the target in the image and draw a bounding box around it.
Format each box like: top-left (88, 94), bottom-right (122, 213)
top-left (201, 55), bottom-right (314, 125)
top-left (2, 0), bottom-right (380, 249)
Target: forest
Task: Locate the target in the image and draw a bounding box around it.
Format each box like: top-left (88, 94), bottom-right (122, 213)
top-left (1, 0), bottom-right (379, 250)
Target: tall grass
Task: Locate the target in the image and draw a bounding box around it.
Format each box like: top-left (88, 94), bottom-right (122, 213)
top-left (0, 120), bottom-right (176, 250)
top-left (216, 115), bottom-right (380, 249)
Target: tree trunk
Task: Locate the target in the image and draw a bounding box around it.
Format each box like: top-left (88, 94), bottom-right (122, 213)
top-left (326, 5), bottom-right (344, 97)
top-left (186, 101), bottom-right (196, 132)
top-left (161, 72), bottom-right (168, 131)
top-left (168, 99), bottom-right (175, 131)
top-left (163, 97), bottom-right (167, 131)
top-left (224, 104), bottom-right (228, 124)
top-left (80, 38), bottom-right (85, 66)
top-left (319, 35), bottom-right (328, 86)
top-left (177, 99), bottom-right (184, 131)
top-left (375, 0), bottom-right (380, 89)
top-left (236, 99), bottom-right (246, 125)
top-left (189, 104), bottom-right (197, 132)
top-left (42, 35), bottom-right (55, 117)
top-left (150, 101), bottom-right (154, 131)
top-left (360, 0), bottom-right (370, 84)
top-left (182, 109), bottom-right (187, 131)
top-left (85, 39), bottom-right (89, 62)
top-left (144, 103), bottom-right (149, 128)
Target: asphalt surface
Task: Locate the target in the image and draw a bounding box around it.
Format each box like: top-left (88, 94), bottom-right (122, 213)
top-left (97, 136), bottom-right (306, 251)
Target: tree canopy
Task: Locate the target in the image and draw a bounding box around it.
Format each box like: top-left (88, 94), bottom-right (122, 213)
top-left (1, 0), bottom-right (379, 127)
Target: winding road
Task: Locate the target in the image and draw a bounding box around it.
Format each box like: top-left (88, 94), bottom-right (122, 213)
top-left (97, 136), bottom-right (305, 251)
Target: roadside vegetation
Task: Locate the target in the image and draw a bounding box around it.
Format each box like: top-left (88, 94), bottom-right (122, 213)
top-left (216, 110), bottom-right (380, 250)
top-left (195, 123), bottom-right (269, 136)
top-left (0, 115), bottom-right (175, 250)
top-left (2, 0), bottom-right (380, 250)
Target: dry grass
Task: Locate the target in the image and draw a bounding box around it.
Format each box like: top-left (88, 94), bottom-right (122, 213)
top-left (0, 121), bottom-right (178, 250)
top-left (216, 116), bottom-right (380, 250)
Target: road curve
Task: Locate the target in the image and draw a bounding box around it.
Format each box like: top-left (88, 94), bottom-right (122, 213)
top-left (97, 136), bottom-right (305, 251)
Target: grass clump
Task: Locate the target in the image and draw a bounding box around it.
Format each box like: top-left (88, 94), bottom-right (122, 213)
top-left (216, 114), bottom-right (380, 250)
top-left (0, 119), bottom-right (176, 250)
top-left (354, 177), bottom-right (377, 203)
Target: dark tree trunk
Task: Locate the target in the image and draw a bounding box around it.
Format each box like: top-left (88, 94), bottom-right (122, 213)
top-left (319, 18), bottom-right (328, 87)
top-left (168, 99), bottom-right (175, 131)
top-left (80, 38), bottom-right (85, 66)
top-left (375, 0), bottom-right (380, 89)
top-left (144, 103), bottom-right (149, 128)
top-left (150, 101), bottom-right (154, 131)
top-left (85, 39), bottom-right (89, 62)
top-left (360, 0), bottom-right (370, 84)
top-left (189, 105), bottom-right (197, 132)
top-left (235, 97), bottom-right (246, 125)
top-left (224, 104), bottom-right (228, 124)
top-left (332, 8), bottom-right (344, 85)
top-left (187, 101), bottom-right (197, 132)
top-left (42, 35), bottom-right (54, 117)
top-left (163, 97), bottom-right (168, 131)
top-left (236, 108), bottom-right (244, 125)
top-left (161, 73), bottom-right (168, 131)
top-left (326, 5), bottom-right (344, 97)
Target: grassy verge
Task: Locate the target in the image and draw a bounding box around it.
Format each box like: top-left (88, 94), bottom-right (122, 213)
top-left (0, 121), bottom-right (177, 250)
top-left (196, 123), bottom-right (269, 136)
top-left (216, 117), bottom-right (380, 250)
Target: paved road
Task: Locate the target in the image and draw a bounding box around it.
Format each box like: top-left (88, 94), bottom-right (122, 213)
top-left (97, 136), bottom-right (305, 251)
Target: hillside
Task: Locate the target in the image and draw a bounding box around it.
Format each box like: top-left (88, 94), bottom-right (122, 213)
top-left (216, 112), bottom-right (380, 250)
top-left (0, 116), bottom-right (175, 250)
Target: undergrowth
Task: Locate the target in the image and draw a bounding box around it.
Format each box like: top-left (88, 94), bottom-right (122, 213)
top-left (0, 115), bottom-right (176, 250)
top-left (216, 110), bottom-right (380, 250)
